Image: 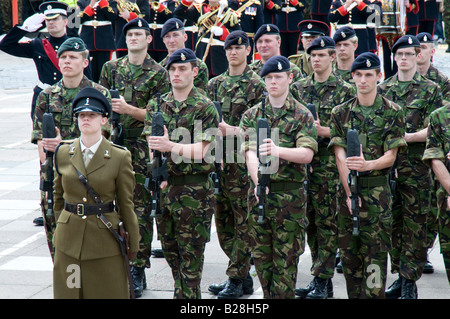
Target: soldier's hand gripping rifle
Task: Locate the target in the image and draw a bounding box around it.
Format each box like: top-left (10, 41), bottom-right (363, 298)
top-left (256, 97), bottom-right (270, 224)
top-left (211, 85), bottom-right (223, 195)
top-left (145, 94), bottom-right (168, 218)
top-left (40, 108), bottom-right (56, 219)
top-left (304, 103), bottom-right (317, 195)
top-left (110, 69), bottom-right (123, 145)
top-left (347, 129), bottom-right (361, 236)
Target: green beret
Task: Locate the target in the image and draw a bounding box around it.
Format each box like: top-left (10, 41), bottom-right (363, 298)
top-left (57, 37), bottom-right (87, 58)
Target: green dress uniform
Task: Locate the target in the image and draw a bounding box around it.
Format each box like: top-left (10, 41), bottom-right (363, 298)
top-left (329, 93), bottom-right (407, 298)
top-left (291, 72), bottom-right (355, 290)
top-left (240, 92), bottom-right (318, 299)
top-left (32, 75), bottom-right (111, 259)
top-left (99, 51), bottom-right (169, 270)
top-left (206, 63), bottom-right (266, 289)
top-left (422, 101), bottom-right (450, 283)
top-left (378, 71), bottom-right (443, 283)
top-left (142, 85), bottom-right (219, 299)
top-left (53, 136), bottom-right (139, 298)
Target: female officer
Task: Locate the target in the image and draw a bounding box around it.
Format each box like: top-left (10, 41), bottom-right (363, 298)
top-left (52, 87), bottom-right (139, 299)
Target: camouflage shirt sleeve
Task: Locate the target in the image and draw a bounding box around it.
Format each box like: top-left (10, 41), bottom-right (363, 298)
top-left (423, 102), bottom-right (450, 166)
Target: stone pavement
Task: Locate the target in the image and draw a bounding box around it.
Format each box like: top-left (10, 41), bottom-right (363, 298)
top-left (0, 34), bottom-right (449, 300)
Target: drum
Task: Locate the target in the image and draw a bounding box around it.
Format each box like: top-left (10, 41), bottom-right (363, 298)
top-left (376, 0), bottom-right (406, 35)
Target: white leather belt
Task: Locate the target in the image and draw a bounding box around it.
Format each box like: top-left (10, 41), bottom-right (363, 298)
top-left (337, 24), bottom-right (367, 29)
top-left (82, 20), bottom-right (112, 27)
top-left (149, 23), bottom-right (164, 30)
top-left (281, 6), bottom-right (297, 13)
top-left (184, 26), bottom-right (199, 33)
top-left (37, 80), bottom-right (51, 90)
top-left (200, 37), bottom-right (225, 46)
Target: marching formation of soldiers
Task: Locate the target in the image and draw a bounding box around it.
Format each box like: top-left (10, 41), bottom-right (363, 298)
top-left (0, 0), bottom-right (449, 300)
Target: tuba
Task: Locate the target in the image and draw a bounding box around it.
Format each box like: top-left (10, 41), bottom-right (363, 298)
top-left (117, 0), bottom-right (141, 13)
top-left (151, 1), bottom-right (161, 10)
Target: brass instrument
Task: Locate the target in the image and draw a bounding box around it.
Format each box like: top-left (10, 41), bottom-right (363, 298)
top-left (117, 0), bottom-right (141, 13)
top-left (151, 1), bottom-right (161, 10)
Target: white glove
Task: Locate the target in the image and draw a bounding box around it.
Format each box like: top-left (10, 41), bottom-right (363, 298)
top-left (219, 0), bottom-right (228, 8)
top-left (211, 26), bottom-right (223, 37)
top-left (18, 13), bottom-right (45, 32)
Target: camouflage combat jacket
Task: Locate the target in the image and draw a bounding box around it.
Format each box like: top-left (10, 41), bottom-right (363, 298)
top-left (377, 72), bottom-right (442, 136)
top-left (143, 87), bottom-right (219, 177)
top-left (425, 65), bottom-right (450, 102)
top-left (99, 54), bottom-right (169, 130)
top-left (423, 101), bottom-right (450, 167)
top-left (328, 95), bottom-right (407, 177)
top-left (240, 93), bottom-right (318, 185)
top-left (32, 76), bottom-right (111, 144)
top-left (291, 72), bottom-right (356, 149)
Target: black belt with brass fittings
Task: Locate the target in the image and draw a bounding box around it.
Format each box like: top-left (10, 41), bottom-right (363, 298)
top-left (64, 202), bottom-right (115, 216)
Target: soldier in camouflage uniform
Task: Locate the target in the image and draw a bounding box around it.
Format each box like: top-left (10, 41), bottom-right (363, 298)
top-left (332, 26), bottom-right (358, 84)
top-left (99, 18), bottom-right (169, 298)
top-left (329, 52), bottom-right (406, 299)
top-left (416, 32), bottom-right (450, 101)
top-left (291, 36), bottom-right (355, 299)
top-left (159, 18), bottom-right (209, 94)
top-left (240, 56), bottom-right (318, 299)
top-left (250, 24), bottom-right (303, 82)
top-left (378, 35), bottom-right (443, 299)
top-left (143, 48), bottom-right (219, 299)
top-left (206, 31), bottom-right (266, 299)
top-left (423, 100), bottom-right (450, 283)
top-left (32, 37), bottom-right (111, 260)
top-left (416, 32), bottom-right (450, 273)
top-left (445, 0), bottom-right (450, 52)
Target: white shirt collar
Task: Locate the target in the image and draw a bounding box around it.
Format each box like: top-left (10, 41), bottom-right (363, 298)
top-left (80, 136), bottom-right (102, 155)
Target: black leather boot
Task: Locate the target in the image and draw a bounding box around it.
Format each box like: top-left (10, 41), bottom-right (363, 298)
top-left (295, 279), bottom-right (315, 299)
top-left (385, 276), bottom-right (402, 299)
top-left (400, 278), bottom-right (418, 299)
top-left (218, 278), bottom-right (244, 299)
top-left (130, 266), bottom-right (146, 298)
top-left (243, 272), bottom-right (254, 294)
top-left (209, 280), bottom-right (228, 295)
top-left (327, 278), bottom-right (334, 298)
top-left (305, 277), bottom-right (329, 299)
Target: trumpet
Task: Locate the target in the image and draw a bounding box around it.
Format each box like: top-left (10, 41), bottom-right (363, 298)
top-left (151, 1), bottom-right (161, 10)
top-left (117, 0), bottom-right (141, 13)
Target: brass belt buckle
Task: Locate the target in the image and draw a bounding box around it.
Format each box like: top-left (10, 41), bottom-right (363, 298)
top-left (77, 203), bottom-right (85, 216)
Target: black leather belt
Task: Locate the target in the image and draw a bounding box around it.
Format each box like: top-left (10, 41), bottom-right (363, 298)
top-left (64, 202), bottom-right (115, 216)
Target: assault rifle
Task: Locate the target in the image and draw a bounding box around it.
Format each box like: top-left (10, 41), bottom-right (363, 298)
top-left (211, 85), bottom-right (223, 195)
top-left (256, 97), bottom-right (270, 224)
top-left (110, 69), bottom-right (123, 145)
top-left (347, 129), bottom-right (360, 236)
top-left (145, 93), bottom-right (167, 218)
top-left (40, 100), bottom-right (56, 220)
top-left (304, 103), bottom-right (317, 194)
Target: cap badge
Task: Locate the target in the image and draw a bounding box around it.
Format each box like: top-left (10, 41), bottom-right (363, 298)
top-left (238, 37), bottom-right (242, 44)
top-left (341, 32), bottom-right (346, 38)
top-left (47, 5), bottom-right (52, 10)
top-left (320, 39), bottom-right (325, 47)
top-left (176, 22), bottom-right (179, 29)
top-left (308, 23), bottom-right (312, 29)
top-left (138, 20), bottom-right (142, 27)
top-left (277, 62), bottom-right (282, 70)
top-left (181, 53), bottom-right (186, 61)
top-left (423, 35), bottom-right (428, 42)
top-left (266, 25), bottom-right (271, 32)
top-left (408, 37), bottom-right (413, 44)
top-left (85, 98), bottom-right (90, 105)
top-left (74, 42), bottom-right (80, 50)
top-left (366, 59), bottom-right (371, 68)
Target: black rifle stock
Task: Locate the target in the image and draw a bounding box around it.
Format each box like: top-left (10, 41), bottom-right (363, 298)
top-left (110, 69), bottom-right (123, 145)
top-left (211, 85), bottom-right (223, 195)
top-left (40, 105), bottom-right (56, 220)
top-left (145, 94), bottom-right (167, 218)
top-left (304, 103), bottom-right (317, 194)
top-left (256, 98), bottom-right (270, 224)
top-left (347, 129), bottom-right (360, 236)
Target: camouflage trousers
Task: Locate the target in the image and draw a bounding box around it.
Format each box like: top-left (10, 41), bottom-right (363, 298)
top-left (215, 162), bottom-right (251, 280)
top-left (124, 137), bottom-right (153, 269)
top-left (157, 178), bottom-right (215, 299)
top-left (247, 185), bottom-right (306, 299)
top-left (390, 155), bottom-right (431, 281)
top-left (40, 168), bottom-right (56, 261)
top-left (337, 183), bottom-right (392, 299)
top-left (306, 155), bottom-right (339, 279)
top-left (437, 186), bottom-right (450, 282)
